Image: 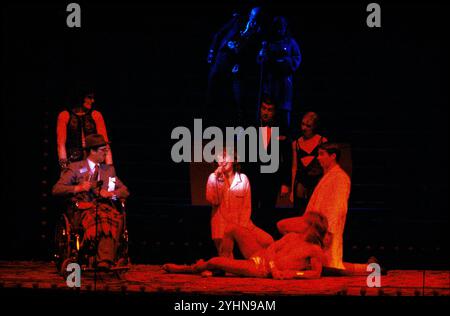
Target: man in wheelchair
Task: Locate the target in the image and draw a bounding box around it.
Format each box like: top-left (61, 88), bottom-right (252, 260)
top-left (52, 134), bottom-right (130, 271)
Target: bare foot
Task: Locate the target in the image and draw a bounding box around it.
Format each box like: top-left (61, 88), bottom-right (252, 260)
top-left (367, 256), bottom-right (387, 275)
top-left (201, 270), bottom-right (213, 277)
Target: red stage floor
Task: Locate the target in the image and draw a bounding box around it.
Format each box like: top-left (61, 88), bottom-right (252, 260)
top-left (0, 261), bottom-right (449, 296)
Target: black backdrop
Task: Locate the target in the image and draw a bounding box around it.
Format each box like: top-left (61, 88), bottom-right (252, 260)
top-left (1, 1), bottom-right (448, 269)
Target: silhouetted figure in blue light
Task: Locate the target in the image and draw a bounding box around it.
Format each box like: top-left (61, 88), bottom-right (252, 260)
top-left (258, 16), bottom-right (301, 131)
top-left (206, 7), bottom-right (265, 128)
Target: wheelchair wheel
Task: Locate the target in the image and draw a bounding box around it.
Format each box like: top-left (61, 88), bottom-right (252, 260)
top-left (54, 214), bottom-right (71, 273)
top-left (115, 214), bottom-right (130, 267)
top-left (61, 258), bottom-right (76, 278)
top-left (115, 235), bottom-right (130, 268)
top-left (116, 257), bottom-right (130, 267)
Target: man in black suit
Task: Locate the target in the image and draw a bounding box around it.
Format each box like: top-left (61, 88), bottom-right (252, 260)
top-left (52, 134), bottom-right (129, 269)
top-left (245, 96), bottom-right (292, 237)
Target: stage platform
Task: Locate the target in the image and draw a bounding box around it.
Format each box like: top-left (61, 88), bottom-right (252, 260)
top-left (0, 261), bottom-right (448, 297)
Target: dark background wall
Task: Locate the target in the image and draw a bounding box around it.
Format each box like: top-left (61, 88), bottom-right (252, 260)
top-left (1, 1), bottom-right (448, 269)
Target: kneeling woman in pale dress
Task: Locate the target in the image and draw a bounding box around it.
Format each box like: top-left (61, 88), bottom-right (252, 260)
top-left (206, 150), bottom-right (273, 258)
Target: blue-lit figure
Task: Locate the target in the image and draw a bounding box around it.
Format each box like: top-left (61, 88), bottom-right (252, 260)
top-left (258, 16), bottom-right (301, 131)
top-left (206, 7), bottom-right (264, 127)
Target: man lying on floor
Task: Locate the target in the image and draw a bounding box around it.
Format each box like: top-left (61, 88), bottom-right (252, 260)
top-left (277, 142), bottom-right (382, 276)
top-left (163, 212), bottom-right (329, 279)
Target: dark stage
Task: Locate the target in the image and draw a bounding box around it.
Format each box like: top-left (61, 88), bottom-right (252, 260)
top-left (1, 0), bottom-right (449, 309)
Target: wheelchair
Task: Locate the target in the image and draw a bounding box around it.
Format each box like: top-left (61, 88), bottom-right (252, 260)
top-left (54, 197), bottom-right (130, 277)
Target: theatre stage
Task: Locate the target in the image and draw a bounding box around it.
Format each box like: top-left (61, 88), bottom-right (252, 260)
top-left (0, 261), bottom-right (449, 297)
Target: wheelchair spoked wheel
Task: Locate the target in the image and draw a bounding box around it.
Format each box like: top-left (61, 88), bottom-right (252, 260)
top-left (60, 257), bottom-right (76, 279)
top-left (112, 261), bottom-right (130, 279)
top-left (113, 269), bottom-right (128, 279)
top-left (54, 214), bottom-right (71, 273)
top-left (117, 257), bottom-right (130, 267)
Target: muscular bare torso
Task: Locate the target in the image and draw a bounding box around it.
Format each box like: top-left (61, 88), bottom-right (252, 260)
top-left (258, 233), bottom-right (322, 271)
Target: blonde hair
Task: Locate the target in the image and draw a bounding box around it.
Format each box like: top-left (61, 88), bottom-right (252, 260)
top-left (304, 211), bottom-right (329, 249)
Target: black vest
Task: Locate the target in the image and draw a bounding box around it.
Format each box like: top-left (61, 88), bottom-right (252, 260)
top-left (66, 109), bottom-right (98, 161)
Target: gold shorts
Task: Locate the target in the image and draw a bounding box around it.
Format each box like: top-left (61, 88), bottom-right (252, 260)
top-left (249, 256), bottom-right (270, 277)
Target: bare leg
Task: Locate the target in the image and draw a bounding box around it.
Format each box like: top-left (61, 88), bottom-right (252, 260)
top-left (162, 263), bottom-right (196, 273)
top-left (164, 225), bottom-right (274, 275)
top-left (342, 263), bottom-right (369, 276)
top-left (205, 257), bottom-right (268, 278)
top-left (228, 225), bottom-right (274, 259)
top-left (163, 257), bottom-right (264, 278)
top-left (340, 256), bottom-right (385, 276)
top-left (214, 237), bottom-right (234, 258)
top-left (322, 263), bottom-right (372, 276)
top-left (252, 226), bottom-right (275, 249)
top-left (163, 258), bottom-right (209, 274)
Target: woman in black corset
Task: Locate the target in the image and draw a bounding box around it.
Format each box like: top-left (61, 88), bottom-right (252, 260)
top-left (290, 112), bottom-right (327, 213)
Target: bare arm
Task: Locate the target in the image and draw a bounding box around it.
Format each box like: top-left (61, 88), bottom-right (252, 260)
top-left (56, 111), bottom-right (69, 161)
top-left (92, 111), bottom-right (113, 165)
top-left (290, 140), bottom-right (297, 201)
